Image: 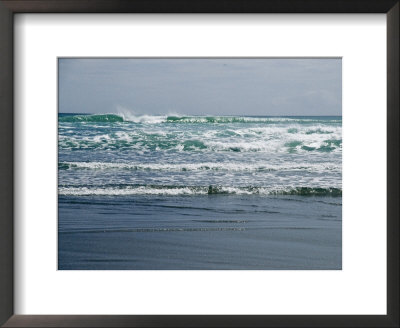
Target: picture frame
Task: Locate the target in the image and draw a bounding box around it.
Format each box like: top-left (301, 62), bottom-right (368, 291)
top-left (0, 0), bottom-right (398, 327)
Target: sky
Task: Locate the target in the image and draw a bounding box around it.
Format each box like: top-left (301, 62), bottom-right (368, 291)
top-left (59, 58), bottom-right (341, 116)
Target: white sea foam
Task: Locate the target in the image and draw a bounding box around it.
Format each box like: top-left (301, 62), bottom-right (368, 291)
top-left (59, 186), bottom-right (200, 196)
top-left (59, 161), bottom-right (341, 173)
top-left (58, 185), bottom-right (342, 196)
top-left (58, 115), bottom-right (342, 197)
top-left (122, 114), bottom-right (167, 124)
top-left (58, 119), bottom-right (342, 153)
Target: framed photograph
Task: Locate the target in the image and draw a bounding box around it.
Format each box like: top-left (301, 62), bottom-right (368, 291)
top-left (0, 1), bottom-right (398, 327)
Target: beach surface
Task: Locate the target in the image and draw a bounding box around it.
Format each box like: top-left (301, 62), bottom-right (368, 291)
top-left (59, 194), bottom-right (341, 269)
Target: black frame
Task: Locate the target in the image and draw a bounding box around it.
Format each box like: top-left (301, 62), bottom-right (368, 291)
top-left (0, 1), bottom-right (398, 327)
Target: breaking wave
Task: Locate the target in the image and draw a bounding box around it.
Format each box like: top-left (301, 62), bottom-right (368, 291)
top-left (58, 161), bottom-right (340, 173)
top-left (59, 184), bottom-right (342, 196)
top-left (59, 113), bottom-right (341, 125)
top-left (59, 114), bottom-right (124, 123)
top-left (59, 114), bottom-right (342, 198)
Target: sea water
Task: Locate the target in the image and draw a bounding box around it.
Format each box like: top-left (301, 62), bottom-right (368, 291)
top-left (58, 114), bottom-right (342, 269)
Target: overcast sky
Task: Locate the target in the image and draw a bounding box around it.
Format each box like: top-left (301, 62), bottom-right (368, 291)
top-left (59, 58), bottom-right (341, 116)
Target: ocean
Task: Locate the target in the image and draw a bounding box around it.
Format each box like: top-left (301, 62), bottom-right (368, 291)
top-left (58, 113), bottom-right (342, 269)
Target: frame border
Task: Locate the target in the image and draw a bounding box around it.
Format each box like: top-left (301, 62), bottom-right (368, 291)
top-left (0, 1), bottom-right (398, 327)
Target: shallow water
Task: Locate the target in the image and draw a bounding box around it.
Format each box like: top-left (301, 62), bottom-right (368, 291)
top-left (59, 194), bottom-right (341, 269)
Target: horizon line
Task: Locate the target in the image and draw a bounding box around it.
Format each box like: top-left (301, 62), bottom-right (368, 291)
top-left (58, 112), bottom-right (342, 117)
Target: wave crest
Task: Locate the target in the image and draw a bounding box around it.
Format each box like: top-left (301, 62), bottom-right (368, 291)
top-left (59, 114), bottom-right (124, 123)
top-left (59, 114), bottom-right (342, 125)
top-left (58, 161), bottom-right (341, 173)
top-left (58, 185), bottom-right (342, 197)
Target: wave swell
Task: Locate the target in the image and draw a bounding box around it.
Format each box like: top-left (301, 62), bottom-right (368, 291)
top-left (59, 114), bottom-right (124, 123)
top-left (58, 161), bottom-right (340, 173)
top-left (59, 185), bottom-right (342, 196)
top-left (59, 114), bottom-right (341, 125)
